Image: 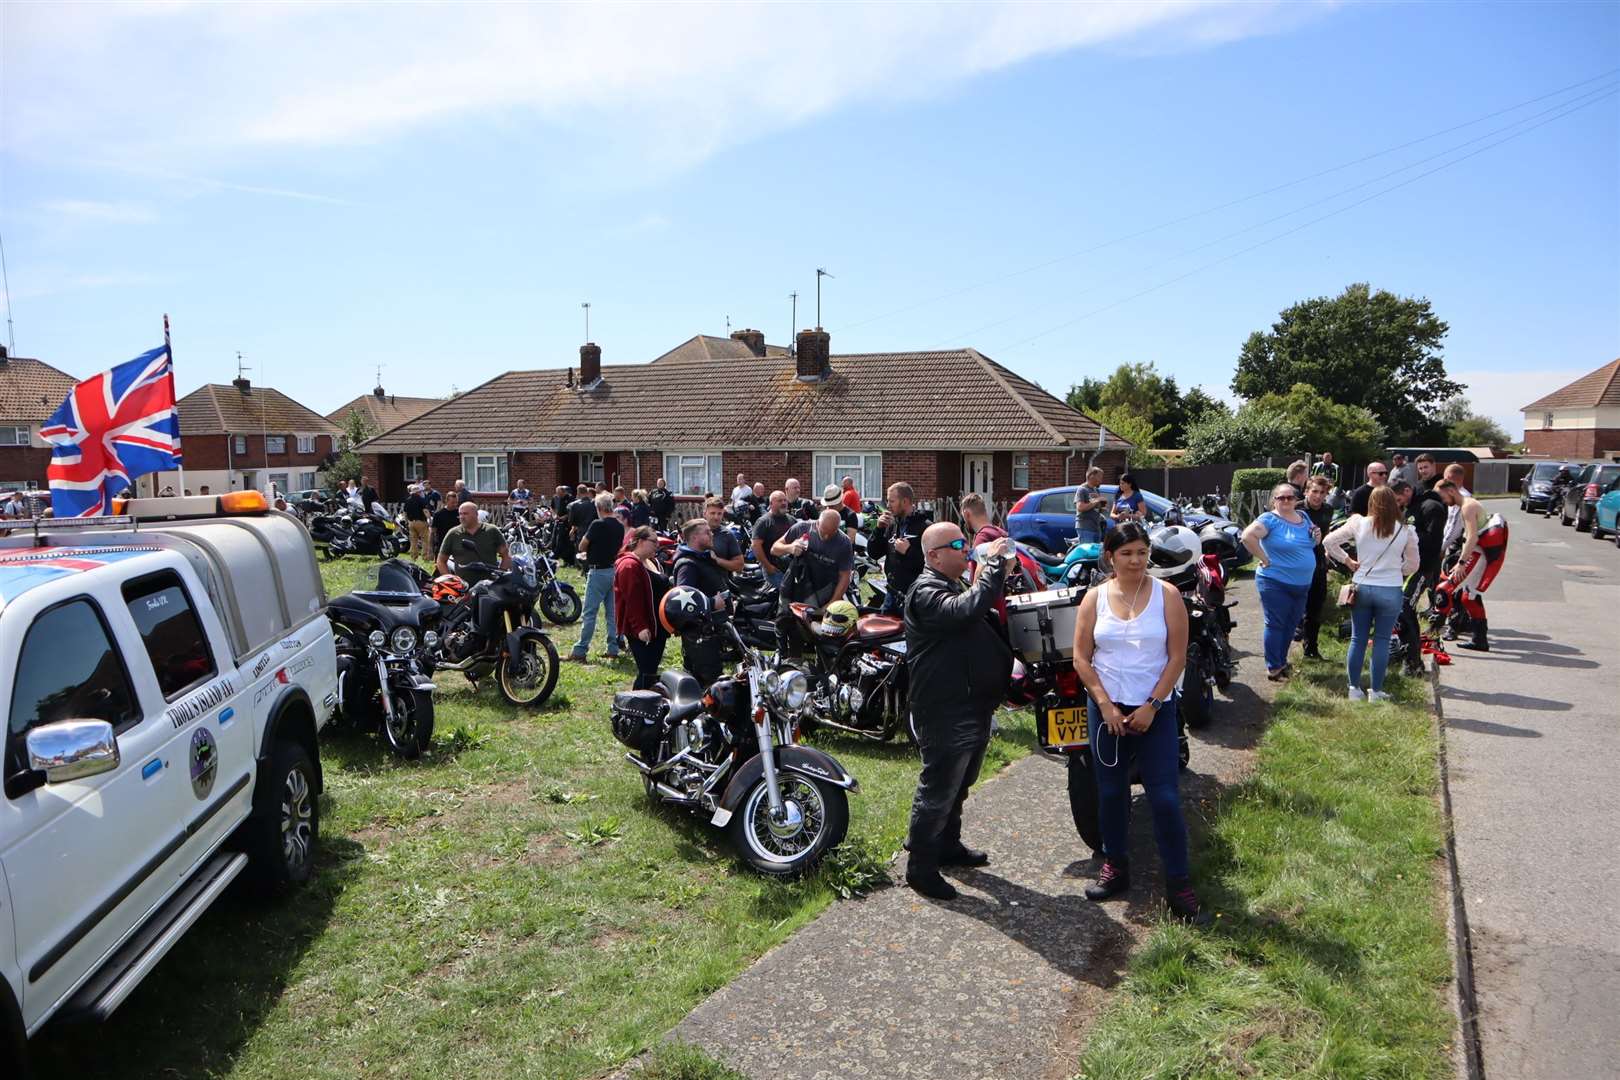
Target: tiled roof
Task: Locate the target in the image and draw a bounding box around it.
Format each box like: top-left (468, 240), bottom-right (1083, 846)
top-left (359, 345), bottom-right (1129, 454)
top-left (0, 357), bottom-right (79, 423)
top-left (176, 383), bottom-right (341, 437)
top-left (326, 390), bottom-right (444, 434)
top-left (1522, 358), bottom-right (1620, 412)
top-left (647, 334), bottom-right (792, 364)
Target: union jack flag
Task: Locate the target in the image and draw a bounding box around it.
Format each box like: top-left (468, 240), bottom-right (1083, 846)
top-left (42, 345), bottom-right (183, 517)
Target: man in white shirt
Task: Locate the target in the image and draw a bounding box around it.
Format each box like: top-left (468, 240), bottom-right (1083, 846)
top-left (1441, 463), bottom-right (1473, 555)
top-left (729, 474), bottom-right (752, 504)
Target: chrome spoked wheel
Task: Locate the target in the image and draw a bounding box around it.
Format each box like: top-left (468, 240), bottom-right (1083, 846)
top-left (282, 766), bottom-right (314, 874)
top-left (729, 774), bottom-right (847, 876)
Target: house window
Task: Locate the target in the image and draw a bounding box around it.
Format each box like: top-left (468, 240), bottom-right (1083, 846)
top-left (1012, 453), bottom-right (1031, 490)
top-left (266, 436), bottom-right (287, 455)
top-left (0, 426), bottom-right (30, 446)
top-left (402, 455), bottom-right (425, 481)
top-left (296, 434), bottom-right (316, 454)
top-left (298, 471), bottom-right (318, 490)
top-left (1543, 412), bottom-right (1554, 430)
top-left (578, 452), bottom-right (605, 485)
top-left (813, 452), bottom-right (883, 503)
top-left (462, 453), bottom-right (508, 493)
top-left (663, 452), bottom-right (723, 497)
top-left (233, 435), bottom-right (247, 455)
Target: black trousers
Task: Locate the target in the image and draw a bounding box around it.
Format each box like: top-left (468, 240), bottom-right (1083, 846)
top-left (906, 723), bottom-right (990, 863)
top-left (628, 635), bottom-right (666, 691)
top-left (1300, 553), bottom-right (1328, 653)
top-left (1398, 562), bottom-right (1440, 668)
top-left (680, 633), bottom-right (725, 688)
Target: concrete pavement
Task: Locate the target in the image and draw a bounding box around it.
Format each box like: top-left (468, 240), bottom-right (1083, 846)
top-left (1437, 501), bottom-right (1620, 1080)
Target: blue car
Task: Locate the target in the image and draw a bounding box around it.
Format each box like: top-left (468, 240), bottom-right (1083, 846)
top-left (1592, 474), bottom-right (1620, 547)
top-left (1007, 484), bottom-right (1250, 568)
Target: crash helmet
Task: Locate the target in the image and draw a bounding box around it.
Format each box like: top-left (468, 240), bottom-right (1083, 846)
top-left (1146, 525), bottom-right (1201, 582)
top-left (659, 585), bottom-right (712, 635)
top-left (430, 574), bottom-right (469, 602)
top-left (1004, 658), bottom-right (1040, 707)
top-left (816, 599), bottom-right (859, 637)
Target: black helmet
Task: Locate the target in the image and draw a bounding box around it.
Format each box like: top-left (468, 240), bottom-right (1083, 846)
top-left (658, 585), bottom-right (711, 635)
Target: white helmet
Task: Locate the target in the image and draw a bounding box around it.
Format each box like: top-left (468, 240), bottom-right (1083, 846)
top-left (1147, 525), bottom-right (1200, 580)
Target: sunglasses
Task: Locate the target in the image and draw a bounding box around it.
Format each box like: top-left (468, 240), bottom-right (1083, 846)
top-left (1273, 493), bottom-right (1297, 501)
top-left (927, 538), bottom-right (968, 552)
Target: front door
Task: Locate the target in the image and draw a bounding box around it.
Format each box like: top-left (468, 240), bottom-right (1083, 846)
top-left (964, 455), bottom-right (993, 501)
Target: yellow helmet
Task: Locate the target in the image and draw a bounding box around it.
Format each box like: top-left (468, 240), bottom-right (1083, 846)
top-left (816, 599), bottom-right (860, 637)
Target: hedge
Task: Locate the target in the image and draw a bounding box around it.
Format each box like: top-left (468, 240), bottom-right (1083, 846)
top-left (1231, 467), bottom-right (1288, 494)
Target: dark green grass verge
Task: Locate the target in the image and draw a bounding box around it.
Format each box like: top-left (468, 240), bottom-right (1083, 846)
top-left (1075, 604), bottom-right (1454, 1079)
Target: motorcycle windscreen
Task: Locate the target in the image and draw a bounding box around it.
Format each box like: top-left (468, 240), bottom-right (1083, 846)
top-left (364, 559), bottom-right (427, 595)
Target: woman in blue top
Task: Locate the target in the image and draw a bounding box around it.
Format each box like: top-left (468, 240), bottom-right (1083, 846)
top-left (1111, 473), bottom-right (1145, 525)
top-left (1241, 483), bottom-right (1321, 680)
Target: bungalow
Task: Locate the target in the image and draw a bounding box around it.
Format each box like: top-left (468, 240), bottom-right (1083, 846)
top-left (327, 385), bottom-right (444, 439)
top-left (139, 377), bottom-right (341, 496)
top-left (357, 328), bottom-right (1129, 506)
top-left (0, 347), bottom-right (78, 489)
top-left (1521, 358), bottom-right (1620, 459)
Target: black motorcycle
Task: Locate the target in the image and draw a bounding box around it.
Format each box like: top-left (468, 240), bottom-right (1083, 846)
top-left (778, 600), bottom-right (910, 741)
top-left (404, 539), bottom-right (561, 708)
top-left (721, 567), bottom-right (781, 653)
top-left (611, 614), bottom-right (857, 876)
top-left (503, 511), bottom-right (583, 625)
top-left (327, 559), bottom-right (440, 758)
top-left (315, 504), bottom-right (402, 560)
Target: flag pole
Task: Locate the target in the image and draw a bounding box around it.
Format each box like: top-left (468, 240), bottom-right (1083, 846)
top-left (166, 313), bottom-right (185, 494)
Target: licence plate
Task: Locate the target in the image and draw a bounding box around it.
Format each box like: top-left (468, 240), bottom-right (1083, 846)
top-left (1042, 705), bottom-right (1088, 749)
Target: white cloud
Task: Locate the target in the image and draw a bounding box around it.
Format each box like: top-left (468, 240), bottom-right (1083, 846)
top-left (1450, 367), bottom-right (1593, 440)
top-left (3, 2), bottom-right (1333, 177)
top-left (41, 199), bottom-right (157, 224)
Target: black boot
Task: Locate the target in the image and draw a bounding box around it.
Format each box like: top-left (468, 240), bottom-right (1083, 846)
top-left (1458, 619), bottom-right (1489, 652)
top-left (1084, 859), bottom-right (1130, 901)
top-left (1167, 877), bottom-right (1213, 926)
top-left (905, 853), bottom-right (959, 901)
top-left (939, 843), bottom-right (991, 868)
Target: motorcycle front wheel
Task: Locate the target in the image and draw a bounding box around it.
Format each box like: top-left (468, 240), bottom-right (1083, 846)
top-left (379, 536), bottom-right (399, 558)
top-left (728, 774), bottom-right (849, 877)
top-left (382, 686), bottom-right (434, 758)
top-left (540, 582), bottom-right (582, 625)
top-left (498, 634), bottom-right (560, 708)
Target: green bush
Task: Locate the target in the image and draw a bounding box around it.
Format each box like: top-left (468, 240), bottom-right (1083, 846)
top-left (1231, 467), bottom-right (1287, 494)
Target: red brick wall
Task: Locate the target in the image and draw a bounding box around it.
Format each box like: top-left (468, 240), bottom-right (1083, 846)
top-left (880, 451), bottom-right (941, 500)
top-left (185, 433), bottom-right (334, 470)
top-left (721, 451), bottom-right (814, 495)
top-left (1523, 428), bottom-right (1620, 459)
top-left (0, 445), bottom-right (54, 487)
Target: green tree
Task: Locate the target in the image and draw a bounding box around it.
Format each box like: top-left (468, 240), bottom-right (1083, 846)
top-left (1435, 397), bottom-right (1513, 450)
top-left (1181, 385), bottom-right (1230, 426)
top-left (1182, 407), bottom-right (1301, 466)
top-left (1093, 404), bottom-right (1167, 469)
top-left (324, 408), bottom-right (379, 487)
top-left (1249, 382), bottom-right (1385, 463)
top-left (1066, 361), bottom-right (1198, 447)
top-left (1232, 283), bottom-right (1461, 443)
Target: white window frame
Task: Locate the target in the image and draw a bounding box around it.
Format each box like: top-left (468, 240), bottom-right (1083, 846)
top-left (1012, 453), bottom-right (1031, 490)
top-left (578, 452), bottom-right (605, 485)
top-left (462, 453), bottom-right (508, 493)
top-left (663, 451), bottom-right (724, 497)
top-left (298, 471), bottom-right (319, 490)
top-left (295, 434), bottom-right (316, 454)
top-left (233, 435), bottom-right (248, 455)
top-left (0, 425), bottom-right (30, 446)
top-left (1542, 412), bottom-right (1554, 430)
top-left (812, 451), bottom-right (883, 503)
top-left (402, 455), bottom-right (425, 482)
top-left (265, 435), bottom-right (288, 455)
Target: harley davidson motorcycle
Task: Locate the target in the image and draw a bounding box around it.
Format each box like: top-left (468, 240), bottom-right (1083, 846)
top-left (502, 511), bottom-right (583, 624)
top-left (400, 539), bottom-right (561, 708)
top-left (612, 598), bottom-right (857, 876)
top-left (327, 559), bottom-right (440, 758)
top-left (778, 600), bottom-right (911, 742)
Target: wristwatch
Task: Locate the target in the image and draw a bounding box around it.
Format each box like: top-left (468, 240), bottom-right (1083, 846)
top-left (1146, 696), bottom-right (1165, 712)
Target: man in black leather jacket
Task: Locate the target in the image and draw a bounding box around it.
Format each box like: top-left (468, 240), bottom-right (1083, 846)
top-left (671, 518), bottom-right (731, 686)
top-left (903, 522), bottom-right (1014, 900)
top-left (871, 481), bottom-right (930, 614)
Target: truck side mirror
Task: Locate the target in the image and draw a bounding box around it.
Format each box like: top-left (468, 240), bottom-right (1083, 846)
top-left (26, 719), bottom-right (120, 784)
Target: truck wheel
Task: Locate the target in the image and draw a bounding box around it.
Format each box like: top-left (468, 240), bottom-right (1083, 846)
top-left (1066, 752), bottom-right (1102, 855)
top-left (383, 688), bottom-right (434, 758)
top-left (246, 740), bottom-right (319, 891)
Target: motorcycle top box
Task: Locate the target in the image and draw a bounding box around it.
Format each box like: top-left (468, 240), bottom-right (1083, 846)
top-left (1005, 586), bottom-right (1086, 663)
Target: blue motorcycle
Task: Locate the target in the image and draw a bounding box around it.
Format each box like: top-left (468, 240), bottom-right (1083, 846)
top-left (1016, 536), bottom-right (1103, 589)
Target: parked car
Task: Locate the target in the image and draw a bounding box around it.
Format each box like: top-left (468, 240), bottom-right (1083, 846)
top-left (0, 491), bottom-right (338, 1072)
top-left (1520, 461), bottom-right (1573, 512)
top-left (1006, 484), bottom-right (1249, 568)
top-left (1557, 462), bottom-right (1620, 531)
top-left (1590, 473), bottom-right (1620, 544)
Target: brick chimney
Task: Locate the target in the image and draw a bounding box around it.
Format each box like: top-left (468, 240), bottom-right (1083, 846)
top-left (579, 342), bottom-right (602, 386)
top-left (795, 328), bottom-right (831, 382)
top-left (373, 384), bottom-right (386, 399)
top-left (232, 376), bottom-right (252, 395)
top-left (730, 328), bottom-right (766, 357)
top-left (0, 344), bottom-right (8, 366)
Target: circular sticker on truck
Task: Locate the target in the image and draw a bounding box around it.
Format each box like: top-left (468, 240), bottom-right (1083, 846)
top-left (190, 727), bottom-right (218, 800)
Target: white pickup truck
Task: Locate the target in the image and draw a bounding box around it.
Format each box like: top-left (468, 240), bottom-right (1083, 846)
top-left (0, 493), bottom-right (338, 1073)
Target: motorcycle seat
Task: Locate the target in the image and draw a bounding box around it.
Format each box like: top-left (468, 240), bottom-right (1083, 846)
top-left (657, 670), bottom-right (704, 706)
top-left (854, 614), bottom-right (903, 641)
top-left (1024, 546), bottom-right (1066, 567)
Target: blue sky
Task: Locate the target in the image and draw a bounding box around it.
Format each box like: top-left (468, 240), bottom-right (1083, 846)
top-left (3, 1), bottom-right (1616, 438)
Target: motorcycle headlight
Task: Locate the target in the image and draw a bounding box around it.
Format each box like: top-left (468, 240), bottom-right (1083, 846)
top-left (368, 630), bottom-right (387, 649)
top-left (423, 630), bottom-right (439, 648)
top-left (389, 627), bottom-right (418, 654)
top-left (776, 669), bottom-right (809, 710)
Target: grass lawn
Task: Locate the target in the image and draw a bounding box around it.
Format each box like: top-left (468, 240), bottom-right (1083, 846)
top-left (1075, 600), bottom-right (1455, 1079)
top-left (32, 557), bottom-right (1034, 1080)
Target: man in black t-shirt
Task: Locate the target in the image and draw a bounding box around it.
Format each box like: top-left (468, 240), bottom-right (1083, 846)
top-left (821, 485), bottom-right (861, 540)
top-left (783, 478), bottom-right (817, 520)
top-left (647, 478), bottom-right (676, 530)
top-left (1348, 462), bottom-right (1388, 517)
top-left (570, 493), bottom-right (625, 661)
top-left (402, 484), bottom-right (430, 561)
top-left (774, 509), bottom-right (854, 607)
top-left (751, 491), bottom-right (795, 587)
top-left (566, 485), bottom-right (597, 558)
top-left (703, 497), bottom-right (746, 576)
top-left (429, 496), bottom-right (461, 555)
top-left (871, 481), bottom-right (929, 614)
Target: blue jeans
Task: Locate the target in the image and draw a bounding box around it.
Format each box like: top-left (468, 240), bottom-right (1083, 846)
top-left (765, 570), bottom-right (784, 590)
top-left (1075, 525), bottom-right (1103, 544)
top-left (573, 567), bottom-right (618, 657)
top-left (1086, 696), bottom-right (1189, 879)
top-left (1347, 583), bottom-right (1404, 692)
top-left (1256, 576), bottom-right (1310, 671)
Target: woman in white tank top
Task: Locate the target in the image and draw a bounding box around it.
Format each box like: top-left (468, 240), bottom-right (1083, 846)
top-left (1070, 522), bottom-right (1208, 925)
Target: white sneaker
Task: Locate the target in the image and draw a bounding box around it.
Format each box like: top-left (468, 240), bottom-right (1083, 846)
top-left (1347, 686), bottom-right (1365, 701)
top-left (1368, 690), bottom-right (1392, 703)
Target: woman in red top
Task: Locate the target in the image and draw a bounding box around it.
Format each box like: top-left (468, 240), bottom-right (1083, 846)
top-left (615, 526), bottom-right (667, 689)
